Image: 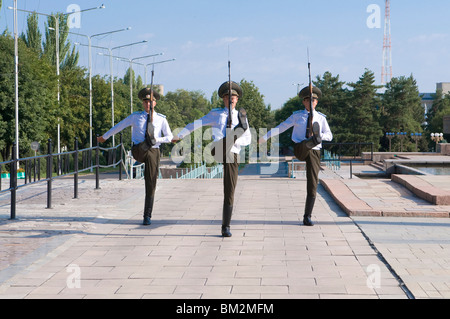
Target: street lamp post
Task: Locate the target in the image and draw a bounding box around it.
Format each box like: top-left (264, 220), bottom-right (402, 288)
top-left (386, 132), bottom-right (395, 152)
top-left (144, 59), bottom-right (176, 86)
top-left (13, 0), bottom-right (19, 164)
top-left (9, 3), bottom-right (105, 161)
top-left (85, 41), bottom-right (148, 146)
top-left (292, 83), bottom-right (304, 95)
top-left (411, 133), bottom-right (422, 152)
top-left (397, 132), bottom-right (407, 152)
top-left (431, 133), bottom-right (444, 152)
top-left (60, 28), bottom-right (132, 150)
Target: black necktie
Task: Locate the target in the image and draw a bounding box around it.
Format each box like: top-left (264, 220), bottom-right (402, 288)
top-left (305, 113), bottom-right (312, 138)
top-left (146, 112), bottom-right (156, 146)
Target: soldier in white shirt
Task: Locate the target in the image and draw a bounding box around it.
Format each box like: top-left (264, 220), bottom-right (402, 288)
top-left (259, 86), bottom-right (332, 226)
top-left (97, 87), bottom-right (173, 225)
top-left (173, 81), bottom-right (251, 237)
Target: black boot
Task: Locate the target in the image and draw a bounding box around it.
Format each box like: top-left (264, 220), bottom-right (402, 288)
top-left (143, 196), bottom-right (154, 225)
top-left (236, 109), bottom-right (248, 131)
top-left (233, 109), bottom-right (248, 140)
top-left (304, 122), bottom-right (322, 150)
top-left (303, 195), bottom-right (316, 226)
top-left (222, 205), bottom-right (233, 237)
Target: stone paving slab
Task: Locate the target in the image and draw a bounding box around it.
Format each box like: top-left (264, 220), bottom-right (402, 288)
top-left (320, 179), bottom-right (381, 217)
top-left (1, 163), bottom-right (450, 300)
top-left (0, 175), bottom-right (407, 299)
top-left (321, 177), bottom-right (450, 218)
top-left (391, 175), bottom-right (450, 205)
top-left (352, 216), bottom-right (450, 299)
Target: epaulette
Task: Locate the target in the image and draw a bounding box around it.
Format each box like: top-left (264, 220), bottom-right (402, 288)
top-left (156, 112), bottom-right (166, 119)
top-left (317, 111), bottom-right (327, 118)
top-left (292, 110), bottom-right (303, 115)
top-left (211, 108), bottom-right (223, 112)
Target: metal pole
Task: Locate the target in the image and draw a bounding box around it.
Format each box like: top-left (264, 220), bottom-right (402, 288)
top-left (88, 37), bottom-right (93, 153)
top-left (119, 134), bottom-right (123, 181)
top-left (350, 160), bottom-right (353, 179)
top-left (13, 0), bottom-right (19, 164)
top-left (10, 143), bottom-right (17, 220)
top-left (109, 49), bottom-right (115, 147)
top-left (95, 136), bottom-right (100, 190)
top-left (55, 18), bottom-right (61, 176)
top-left (47, 139), bottom-right (53, 209)
top-left (74, 138), bottom-right (79, 199)
top-left (129, 61), bottom-right (133, 145)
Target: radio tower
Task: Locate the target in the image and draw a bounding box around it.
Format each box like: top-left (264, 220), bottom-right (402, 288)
top-left (381, 0), bottom-right (392, 84)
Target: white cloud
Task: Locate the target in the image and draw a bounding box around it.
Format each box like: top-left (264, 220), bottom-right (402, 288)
top-left (408, 33), bottom-right (449, 43)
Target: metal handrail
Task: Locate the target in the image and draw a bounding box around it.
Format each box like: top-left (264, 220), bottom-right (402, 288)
top-left (0, 134), bottom-right (125, 220)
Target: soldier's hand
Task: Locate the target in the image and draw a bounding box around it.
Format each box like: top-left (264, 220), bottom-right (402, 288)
top-left (258, 137), bottom-right (266, 145)
top-left (97, 136), bottom-right (106, 143)
top-left (171, 137), bottom-right (180, 143)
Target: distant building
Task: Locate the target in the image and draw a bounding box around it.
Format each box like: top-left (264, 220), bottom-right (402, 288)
top-left (156, 84), bottom-right (164, 96)
top-left (420, 82), bottom-right (450, 118)
top-left (420, 92), bottom-right (434, 118)
top-left (437, 82), bottom-right (450, 95)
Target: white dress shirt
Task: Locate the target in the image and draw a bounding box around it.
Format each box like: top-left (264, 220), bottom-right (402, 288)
top-left (262, 109), bottom-right (332, 150)
top-left (103, 111), bottom-right (173, 148)
top-left (178, 107), bottom-right (251, 154)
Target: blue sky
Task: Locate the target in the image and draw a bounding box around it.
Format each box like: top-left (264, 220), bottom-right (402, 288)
top-left (1, 0), bottom-right (450, 109)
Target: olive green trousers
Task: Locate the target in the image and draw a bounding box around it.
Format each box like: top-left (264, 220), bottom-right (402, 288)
top-left (294, 142), bottom-right (321, 198)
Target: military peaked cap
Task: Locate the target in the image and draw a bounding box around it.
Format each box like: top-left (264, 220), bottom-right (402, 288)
top-left (218, 81), bottom-right (243, 98)
top-left (299, 86), bottom-right (322, 100)
top-left (138, 87), bottom-right (161, 101)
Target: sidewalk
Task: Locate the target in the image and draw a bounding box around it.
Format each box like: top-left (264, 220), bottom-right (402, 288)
top-left (320, 164), bottom-right (450, 299)
top-left (0, 163), bottom-right (448, 299)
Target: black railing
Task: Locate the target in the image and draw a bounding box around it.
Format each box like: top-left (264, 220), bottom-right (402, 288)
top-left (321, 142), bottom-right (374, 179)
top-left (321, 142), bottom-right (374, 162)
top-left (0, 134), bottom-right (125, 220)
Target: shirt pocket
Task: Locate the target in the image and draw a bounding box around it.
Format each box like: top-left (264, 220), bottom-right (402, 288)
top-left (217, 113), bottom-right (228, 129)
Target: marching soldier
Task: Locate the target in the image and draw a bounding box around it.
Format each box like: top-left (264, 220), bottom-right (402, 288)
top-left (97, 87), bottom-right (173, 226)
top-left (259, 86), bottom-right (332, 226)
top-left (173, 81), bottom-right (251, 237)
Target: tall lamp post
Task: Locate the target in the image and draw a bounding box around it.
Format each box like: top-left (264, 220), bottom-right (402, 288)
top-left (9, 3), bottom-right (105, 160)
top-left (54, 27), bottom-right (131, 151)
top-left (13, 0), bottom-right (19, 165)
top-left (144, 59), bottom-right (176, 86)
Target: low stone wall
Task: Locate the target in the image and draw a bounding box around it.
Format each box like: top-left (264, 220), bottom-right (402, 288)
top-left (437, 143), bottom-right (450, 155)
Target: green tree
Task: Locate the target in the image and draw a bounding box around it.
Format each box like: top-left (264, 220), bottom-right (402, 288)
top-left (163, 89), bottom-right (211, 126)
top-left (238, 79), bottom-right (274, 132)
top-left (381, 75), bottom-right (425, 151)
top-left (345, 69), bottom-right (383, 149)
top-left (272, 96), bottom-right (301, 153)
top-left (0, 34), bottom-right (57, 160)
top-left (426, 89), bottom-right (450, 146)
top-left (42, 13), bottom-right (79, 70)
top-left (19, 13), bottom-right (42, 55)
top-left (58, 66), bottom-right (89, 149)
top-left (314, 71), bottom-right (349, 145)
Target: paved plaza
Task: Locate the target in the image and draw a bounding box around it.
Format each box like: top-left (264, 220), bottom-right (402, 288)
top-left (0, 161), bottom-right (449, 299)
